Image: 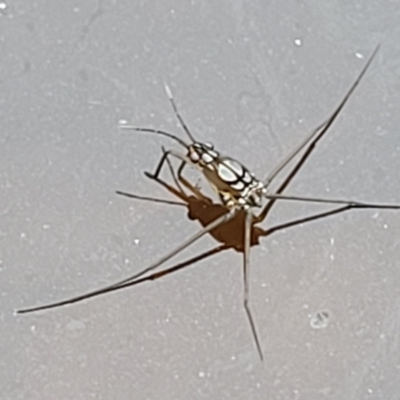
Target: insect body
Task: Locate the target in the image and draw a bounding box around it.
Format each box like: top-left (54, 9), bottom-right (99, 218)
top-left (18, 45), bottom-right (400, 361)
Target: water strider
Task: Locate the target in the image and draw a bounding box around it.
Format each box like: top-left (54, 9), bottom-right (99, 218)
top-left (18, 45), bottom-right (399, 360)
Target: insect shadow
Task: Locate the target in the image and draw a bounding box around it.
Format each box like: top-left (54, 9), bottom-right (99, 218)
top-left (17, 45), bottom-right (400, 360)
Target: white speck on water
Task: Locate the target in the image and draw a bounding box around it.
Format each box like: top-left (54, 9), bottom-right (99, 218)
top-left (118, 119), bottom-right (128, 125)
top-left (355, 52), bottom-right (364, 59)
top-left (0, 2), bottom-right (7, 10)
top-left (124, 258), bottom-right (130, 264)
top-left (294, 38), bottom-right (302, 46)
top-left (198, 371), bottom-right (205, 378)
top-left (43, 224), bottom-right (50, 230)
top-left (134, 239), bottom-right (140, 245)
top-left (20, 232), bottom-right (26, 239)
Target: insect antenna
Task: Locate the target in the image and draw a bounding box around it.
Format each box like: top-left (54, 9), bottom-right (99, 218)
top-left (164, 84), bottom-right (197, 143)
top-left (119, 84), bottom-right (198, 149)
top-left (119, 126), bottom-right (189, 149)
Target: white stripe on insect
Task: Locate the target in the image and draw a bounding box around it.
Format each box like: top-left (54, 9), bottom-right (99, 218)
top-left (217, 163), bottom-right (238, 182)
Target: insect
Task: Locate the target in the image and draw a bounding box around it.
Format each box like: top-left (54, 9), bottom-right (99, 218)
top-left (17, 45), bottom-right (400, 360)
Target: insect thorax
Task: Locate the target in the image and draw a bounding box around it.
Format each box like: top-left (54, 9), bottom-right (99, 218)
top-left (187, 142), bottom-right (266, 210)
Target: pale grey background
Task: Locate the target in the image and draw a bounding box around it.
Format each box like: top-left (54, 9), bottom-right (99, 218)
top-left (2, 1), bottom-right (400, 399)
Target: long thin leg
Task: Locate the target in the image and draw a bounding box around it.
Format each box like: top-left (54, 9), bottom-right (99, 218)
top-left (163, 146), bottom-right (186, 194)
top-left (112, 207), bottom-right (237, 285)
top-left (243, 211), bottom-right (263, 360)
top-left (116, 191), bottom-right (186, 207)
top-left (264, 119), bottom-right (328, 187)
top-left (256, 116), bottom-right (325, 222)
top-left (17, 245), bottom-right (228, 313)
top-left (17, 204), bottom-right (358, 314)
top-left (256, 45), bottom-right (380, 224)
top-left (265, 193), bottom-right (400, 209)
top-left (16, 204), bottom-right (354, 315)
top-left (263, 45), bottom-right (379, 187)
top-left (178, 175), bottom-right (213, 203)
top-left (119, 126), bottom-right (193, 187)
top-left (116, 153), bottom-right (193, 206)
top-left (264, 205), bottom-right (352, 236)
top-left (160, 146), bottom-right (208, 201)
top-left (176, 160), bottom-right (189, 195)
top-left (18, 208), bottom-right (238, 314)
top-left (137, 168), bottom-right (193, 204)
top-left (146, 149), bottom-right (193, 180)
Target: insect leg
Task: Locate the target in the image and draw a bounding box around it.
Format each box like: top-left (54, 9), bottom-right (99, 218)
top-left (115, 190), bottom-right (186, 207)
top-left (145, 149), bottom-right (193, 180)
top-left (104, 207), bottom-right (238, 286)
top-left (264, 205), bottom-right (353, 236)
top-left (263, 45), bottom-right (380, 188)
top-left (242, 210), bottom-right (264, 360)
top-left (148, 147), bottom-right (211, 203)
top-left (163, 146), bottom-right (186, 194)
top-left (265, 193), bottom-right (400, 209)
top-left (17, 245), bottom-right (229, 314)
top-left (256, 46), bottom-right (380, 224)
top-left (18, 208), bottom-right (238, 314)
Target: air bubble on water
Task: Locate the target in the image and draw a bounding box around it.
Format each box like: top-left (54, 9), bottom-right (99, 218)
top-left (310, 311), bottom-right (330, 329)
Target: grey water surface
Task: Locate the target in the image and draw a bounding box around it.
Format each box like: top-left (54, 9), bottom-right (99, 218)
top-left (2, 1), bottom-right (400, 399)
